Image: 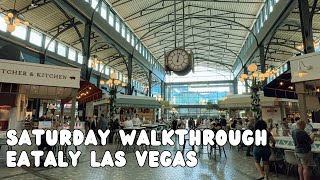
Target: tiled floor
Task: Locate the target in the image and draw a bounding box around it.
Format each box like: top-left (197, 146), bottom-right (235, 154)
top-left (0, 141), bottom-right (298, 180)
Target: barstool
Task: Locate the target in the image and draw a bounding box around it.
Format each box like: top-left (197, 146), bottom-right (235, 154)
top-left (284, 150), bottom-right (298, 176)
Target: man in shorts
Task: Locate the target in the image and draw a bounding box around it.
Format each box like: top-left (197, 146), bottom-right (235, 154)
top-left (291, 120), bottom-right (316, 180)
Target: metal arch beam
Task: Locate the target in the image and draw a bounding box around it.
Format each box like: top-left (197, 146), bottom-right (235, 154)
top-left (46, 17), bottom-right (81, 34)
top-left (269, 43), bottom-right (304, 54)
top-left (135, 11), bottom-right (256, 40)
top-left (194, 57), bottom-right (233, 72)
top-left (147, 30), bottom-right (246, 49)
top-left (52, 1), bottom-right (84, 50)
top-left (18, 0), bottom-right (52, 14)
top-left (42, 19), bottom-right (82, 64)
top-left (53, 0), bottom-right (164, 81)
top-left (128, 2), bottom-right (259, 27)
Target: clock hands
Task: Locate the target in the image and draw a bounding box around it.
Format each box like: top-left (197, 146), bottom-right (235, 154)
top-left (177, 52), bottom-right (180, 63)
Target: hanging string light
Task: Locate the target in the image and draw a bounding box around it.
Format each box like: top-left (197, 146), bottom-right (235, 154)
top-left (3, 0), bottom-right (29, 33)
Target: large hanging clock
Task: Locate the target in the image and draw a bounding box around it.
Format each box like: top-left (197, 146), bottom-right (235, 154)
top-left (165, 48), bottom-right (193, 76)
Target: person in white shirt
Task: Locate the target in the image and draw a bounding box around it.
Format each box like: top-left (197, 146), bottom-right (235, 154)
top-left (123, 117), bottom-right (133, 128)
top-left (132, 114), bottom-right (141, 126)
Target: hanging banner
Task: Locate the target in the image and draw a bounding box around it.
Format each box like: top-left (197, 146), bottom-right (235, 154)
top-left (0, 59), bottom-right (80, 88)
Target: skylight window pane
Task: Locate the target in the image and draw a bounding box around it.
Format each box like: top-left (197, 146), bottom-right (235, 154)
top-left (126, 31), bottom-right (131, 43)
top-left (11, 25), bottom-right (27, 40)
top-left (105, 67), bottom-right (110, 75)
top-left (269, 3), bottom-right (273, 13)
top-left (91, 0), bottom-right (98, 9)
top-left (121, 24), bottom-right (126, 38)
top-left (108, 11), bottom-right (114, 26)
top-left (131, 34), bottom-right (135, 46)
top-left (95, 63), bottom-right (99, 71)
top-left (100, 3), bottom-right (107, 19)
top-left (99, 64), bottom-right (104, 72)
top-left (115, 18), bottom-right (120, 32)
top-left (68, 48), bottom-right (76, 61)
top-left (45, 37), bottom-right (56, 52)
top-left (57, 43), bottom-right (67, 57)
top-left (29, 29), bottom-right (43, 47)
top-left (0, 15), bottom-right (7, 32)
top-left (78, 54), bottom-right (83, 64)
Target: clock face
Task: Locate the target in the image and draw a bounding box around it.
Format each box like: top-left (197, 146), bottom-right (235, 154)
top-left (167, 49), bottom-right (189, 72)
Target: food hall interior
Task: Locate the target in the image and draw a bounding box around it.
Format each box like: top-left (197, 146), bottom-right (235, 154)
top-left (1, 0), bottom-right (320, 180)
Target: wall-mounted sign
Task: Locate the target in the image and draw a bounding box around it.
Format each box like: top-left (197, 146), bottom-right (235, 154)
top-left (290, 52), bottom-right (320, 83)
top-left (0, 59), bottom-right (80, 88)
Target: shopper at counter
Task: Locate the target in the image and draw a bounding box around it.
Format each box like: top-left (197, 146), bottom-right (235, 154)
top-left (123, 117), bottom-right (133, 128)
top-left (132, 114), bottom-right (141, 126)
top-left (292, 120), bottom-right (316, 180)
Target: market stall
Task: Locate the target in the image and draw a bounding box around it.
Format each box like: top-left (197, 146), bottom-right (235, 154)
top-left (93, 94), bottom-right (161, 123)
top-left (0, 59), bottom-right (80, 131)
top-left (218, 93), bottom-right (299, 123)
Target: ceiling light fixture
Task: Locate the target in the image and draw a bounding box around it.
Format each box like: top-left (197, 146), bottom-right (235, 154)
top-left (3, 0), bottom-right (29, 33)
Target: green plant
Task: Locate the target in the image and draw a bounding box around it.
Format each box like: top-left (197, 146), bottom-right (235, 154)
top-left (107, 90), bottom-right (117, 129)
top-left (250, 79), bottom-right (263, 120)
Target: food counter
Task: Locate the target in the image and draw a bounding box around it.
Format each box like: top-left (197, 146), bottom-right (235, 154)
top-left (274, 136), bottom-right (320, 153)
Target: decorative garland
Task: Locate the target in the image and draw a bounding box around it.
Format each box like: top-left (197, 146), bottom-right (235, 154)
top-left (250, 79), bottom-right (263, 120)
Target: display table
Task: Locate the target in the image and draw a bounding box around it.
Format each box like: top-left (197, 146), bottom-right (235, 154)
top-left (274, 136), bottom-right (320, 153)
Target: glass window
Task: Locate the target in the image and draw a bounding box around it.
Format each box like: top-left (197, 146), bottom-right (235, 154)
top-left (139, 44), bottom-right (142, 53)
top-left (11, 25), bottom-right (27, 40)
top-left (29, 29), bottom-right (43, 46)
top-left (100, 3), bottom-right (107, 19)
top-left (105, 67), bottom-right (110, 75)
top-left (131, 34), bottom-right (135, 46)
top-left (57, 43), bottom-right (67, 57)
top-left (126, 30), bottom-right (131, 43)
top-left (136, 41), bottom-right (139, 50)
top-left (91, 0), bottom-right (98, 9)
top-left (269, 2), bottom-right (274, 13)
top-left (142, 45), bottom-right (145, 57)
top-left (121, 24), bottom-right (126, 38)
top-left (0, 14), bottom-right (7, 32)
top-left (68, 48), bottom-right (76, 61)
top-left (264, 8), bottom-right (268, 21)
top-left (115, 17), bottom-right (120, 32)
top-left (45, 37), bottom-right (56, 52)
top-left (78, 54), bottom-right (83, 64)
top-left (146, 51), bottom-right (148, 60)
top-left (99, 63), bottom-right (104, 73)
top-left (108, 11), bottom-right (114, 26)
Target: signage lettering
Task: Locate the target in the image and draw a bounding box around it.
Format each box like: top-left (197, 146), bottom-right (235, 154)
top-left (0, 69), bottom-right (68, 80)
top-left (0, 59), bottom-right (80, 89)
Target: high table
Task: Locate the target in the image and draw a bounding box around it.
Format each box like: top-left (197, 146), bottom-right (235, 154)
top-left (273, 136), bottom-right (320, 178)
top-left (140, 124), bottom-right (158, 129)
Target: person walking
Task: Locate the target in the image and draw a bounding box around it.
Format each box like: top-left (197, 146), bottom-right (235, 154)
top-left (253, 120), bottom-right (275, 180)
